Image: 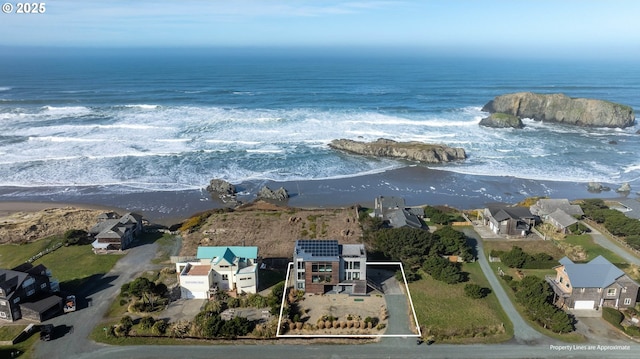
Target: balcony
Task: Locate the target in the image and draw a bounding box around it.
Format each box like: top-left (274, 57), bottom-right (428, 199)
top-left (545, 275), bottom-right (571, 297)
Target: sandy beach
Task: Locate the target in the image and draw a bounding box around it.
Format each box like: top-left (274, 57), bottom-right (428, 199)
top-left (0, 166), bottom-right (637, 226)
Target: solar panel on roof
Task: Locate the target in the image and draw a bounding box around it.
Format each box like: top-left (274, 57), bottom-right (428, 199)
top-left (297, 240), bottom-right (339, 257)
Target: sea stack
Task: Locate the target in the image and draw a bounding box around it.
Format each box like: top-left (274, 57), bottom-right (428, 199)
top-left (328, 138), bottom-right (466, 163)
top-left (482, 92), bottom-right (635, 128)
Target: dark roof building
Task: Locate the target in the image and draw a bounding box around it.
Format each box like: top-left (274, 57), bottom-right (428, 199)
top-left (0, 264), bottom-right (61, 322)
top-left (373, 196), bottom-right (425, 229)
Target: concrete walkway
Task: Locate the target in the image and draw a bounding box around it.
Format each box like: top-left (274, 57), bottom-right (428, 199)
top-left (581, 221), bottom-right (640, 266)
top-left (463, 227), bottom-right (548, 345)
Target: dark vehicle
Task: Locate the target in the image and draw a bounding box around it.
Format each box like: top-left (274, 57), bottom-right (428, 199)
top-left (40, 324), bottom-right (54, 341)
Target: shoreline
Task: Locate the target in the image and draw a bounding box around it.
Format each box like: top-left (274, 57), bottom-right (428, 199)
top-left (0, 166), bottom-right (637, 225)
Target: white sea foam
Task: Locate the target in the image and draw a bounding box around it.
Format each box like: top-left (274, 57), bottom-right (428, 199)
top-left (124, 104), bottom-right (160, 110)
top-left (0, 87), bottom-right (11, 91)
top-left (41, 105), bottom-right (92, 115)
top-left (28, 136), bottom-right (106, 143)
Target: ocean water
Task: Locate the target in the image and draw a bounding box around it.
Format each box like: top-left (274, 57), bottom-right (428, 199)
top-left (1, 49), bottom-right (639, 197)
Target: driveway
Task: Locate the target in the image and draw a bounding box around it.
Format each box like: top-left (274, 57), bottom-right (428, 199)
top-left (581, 221), bottom-right (640, 266)
top-left (33, 241), bottom-right (159, 359)
top-left (463, 227), bottom-right (548, 345)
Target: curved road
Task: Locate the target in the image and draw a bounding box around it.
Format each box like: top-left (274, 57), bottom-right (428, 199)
top-left (32, 231), bottom-right (640, 359)
top-left (462, 227), bottom-right (547, 345)
top-left (581, 221), bottom-right (640, 266)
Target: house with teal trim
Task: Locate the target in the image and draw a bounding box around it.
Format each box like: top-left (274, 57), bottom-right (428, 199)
top-left (176, 246), bottom-right (259, 299)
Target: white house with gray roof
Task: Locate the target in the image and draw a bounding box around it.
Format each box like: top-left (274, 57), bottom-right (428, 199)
top-left (546, 255), bottom-right (639, 311)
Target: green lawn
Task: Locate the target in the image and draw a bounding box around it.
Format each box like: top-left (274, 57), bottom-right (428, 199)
top-left (561, 234), bottom-right (626, 264)
top-left (0, 236), bottom-right (122, 292)
top-left (0, 236), bottom-right (60, 269)
top-left (408, 262), bottom-right (512, 343)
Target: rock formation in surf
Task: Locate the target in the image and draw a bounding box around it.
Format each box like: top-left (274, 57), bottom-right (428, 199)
top-left (328, 138), bottom-right (466, 163)
top-left (482, 92), bottom-right (635, 128)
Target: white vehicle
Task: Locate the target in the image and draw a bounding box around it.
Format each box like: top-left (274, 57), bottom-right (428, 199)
top-left (63, 295), bottom-right (76, 313)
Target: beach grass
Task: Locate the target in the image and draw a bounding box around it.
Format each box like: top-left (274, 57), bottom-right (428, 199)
top-left (483, 240), bottom-right (566, 260)
top-left (409, 262), bottom-right (512, 343)
top-left (560, 234), bottom-right (626, 264)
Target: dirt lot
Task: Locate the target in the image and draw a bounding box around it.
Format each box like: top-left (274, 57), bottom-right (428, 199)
top-left (180, 201), bottom-right (363, 259)
top-left (299, 293), bottom-right (387, 325)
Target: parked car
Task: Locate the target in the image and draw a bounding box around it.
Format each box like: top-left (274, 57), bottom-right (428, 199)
top-left (63, 295), bottom-right (76, 313)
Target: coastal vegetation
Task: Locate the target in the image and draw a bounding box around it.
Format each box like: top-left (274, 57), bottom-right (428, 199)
top-left (409, 262), bottom-right (512, 343)
top-left (369, 226), bottom-right (474, 283)
top-left (489, 246), bottom-right (556, 269)
top-left (580, 199), bottom-right (640, 250)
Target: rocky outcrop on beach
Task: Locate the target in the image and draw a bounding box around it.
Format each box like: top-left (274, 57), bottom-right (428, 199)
top-left (257, 186), bottom-right (289, 201)
top-left (206, 179), bottom-right (237, 202)
top-left (328, 138), bottom-right (466, 163)
top-left (479, 113), bottom-right (524, 129)
top-left (482, 92), bottom-right (635, 128)
top-left (616, 183), bottom-right (631, 193)
top-left (587, 182), bottom-right (611, 193)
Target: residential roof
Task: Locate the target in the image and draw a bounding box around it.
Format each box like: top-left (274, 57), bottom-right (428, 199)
top-left (340, 244), bottom-right (365, 257)
top-left (617, 199), bottom-right (640, 220)
top-left (0, 269), bottom-right (28, 298)
top-left (547, 209), bottom-right (578, 228)
top-left (237, 265), bottom-right (258, 274)
top-left (20, 295), bottom-right (62, 314)
top-left (294, 239), bottom-right (340, 261)
top-left (559, 255), bottom-right (626, 288)
top-left (196, 246), bottom-right (259, 262)
top-left (376, 196), bottom-right (406, 209)
top-left (186, 265), bottom-right (211, 276)
top-left (487, 205), bottom-right (534, 221)
top-left (531, 199), bottom-right (584, 216)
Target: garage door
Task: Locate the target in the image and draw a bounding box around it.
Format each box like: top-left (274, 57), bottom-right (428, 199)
top-left (574, 300), bottom-right (595, 310)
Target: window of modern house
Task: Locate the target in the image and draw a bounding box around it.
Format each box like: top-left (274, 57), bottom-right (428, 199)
top-left (13, 297), bottom-right (20, 304)
top-left (353, 272), bottom-right (360, 280)
top-left (40, 283), bottom-right (47, 289)
top-left (222, 274), bottom-right (228, 281)
top-left (297, 261), bottom-right (304, 270)
top-left (607, 288), bottom-right (616, 296)
top-left (26, 289), bottom-right (35, 296)
top-left (353, 262), bottom-right (360, 270)
top-left (298, 272), bottom-right (305, 280)
top-left (580, 288), bottom-right (585, 293)
top-left (559, 277), bottom-right (563, 283)
top-left (297, 283), bottom-right (304, 289)
top-left (0, 301), bottom-right (6, 306)
top-left (0, 312), bottom-right (6, 318)
top-left (219, 265), bottom-right (229, 268)
top-left (624, 298), bottom-right (632, 305)
top-left (622, 287), bottom-right (627, 293)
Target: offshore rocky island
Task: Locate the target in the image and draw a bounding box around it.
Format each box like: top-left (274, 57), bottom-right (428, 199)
top-left (479, 92), bottom-right (636, 129)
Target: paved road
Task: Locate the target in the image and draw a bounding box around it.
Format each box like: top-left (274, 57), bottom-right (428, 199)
top-left (71, 340), bottom-right (640, 359)
top-left (581, 221), bottom-right (640, 266)
top-left (462, 227), bottom-right (547, 345)
top-left (30, 230), bottom-right (640, 359)
top-left (33, 241), bottom-right (159, 359)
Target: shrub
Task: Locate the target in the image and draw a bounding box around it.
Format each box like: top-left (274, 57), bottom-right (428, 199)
top-left (625, 325), bottom-right (640, 337)
top-left (603, 307), bottom-right (624, 330)
top-left (139, 316), bottom-right (155, 330)
top-left (152, 320), bottom-right (168, 335)
top-left (63, 229), bottom-right (89, 245)
top-left (464, 283), bottom-right (487, 299)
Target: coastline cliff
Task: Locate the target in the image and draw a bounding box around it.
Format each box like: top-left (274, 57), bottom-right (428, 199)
top-left (328, 138), bottom-right (466, 163)
top-left (482, 92), bottom-right (635, 128)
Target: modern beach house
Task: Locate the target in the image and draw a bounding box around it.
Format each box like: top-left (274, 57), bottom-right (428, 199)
top-left (293, 239), bottom-right (367, 295)
top-left (483, 205), bottom-right (536, 237)
top-left (176, 246), bottom-right (259, 299)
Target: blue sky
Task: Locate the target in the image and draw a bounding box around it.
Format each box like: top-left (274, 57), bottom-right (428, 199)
top-left (2, 0), bottom-right (640, 58)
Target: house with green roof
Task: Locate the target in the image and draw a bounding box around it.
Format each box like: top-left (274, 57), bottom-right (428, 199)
top-left (176, 246), bottom-right (259, 299)
top-left (546, 255), bottom-right (639, 312)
